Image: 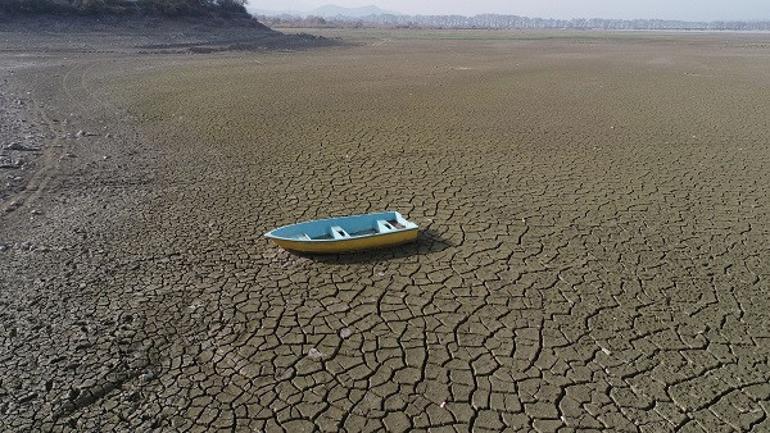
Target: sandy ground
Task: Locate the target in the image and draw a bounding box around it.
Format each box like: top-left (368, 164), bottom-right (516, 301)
top-left (1, 28), bottom-right (770, 432)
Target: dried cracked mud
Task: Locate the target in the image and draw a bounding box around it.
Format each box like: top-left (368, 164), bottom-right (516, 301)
top-left (1, 29), bottom-right (770, 432)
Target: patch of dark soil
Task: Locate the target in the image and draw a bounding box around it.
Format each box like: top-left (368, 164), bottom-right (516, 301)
top-left (139, 31), bottom-right (338, 53)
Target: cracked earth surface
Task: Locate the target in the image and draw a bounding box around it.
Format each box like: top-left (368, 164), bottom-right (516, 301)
top-left (1, 30), bottom-right (770, 432)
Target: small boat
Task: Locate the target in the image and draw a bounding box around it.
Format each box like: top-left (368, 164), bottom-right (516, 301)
top-left (264, 211), bottom-right (419, 253)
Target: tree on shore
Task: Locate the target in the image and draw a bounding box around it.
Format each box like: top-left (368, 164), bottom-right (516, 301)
top-left (1, 0), bottom-right (249, 16)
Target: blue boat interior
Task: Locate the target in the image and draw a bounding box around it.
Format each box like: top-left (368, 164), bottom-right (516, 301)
top-left (266, 211), bottom-right (418, 241)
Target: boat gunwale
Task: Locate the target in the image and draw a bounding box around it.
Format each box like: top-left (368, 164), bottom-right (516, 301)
top-left (264, 212), bottom-right (418, 243)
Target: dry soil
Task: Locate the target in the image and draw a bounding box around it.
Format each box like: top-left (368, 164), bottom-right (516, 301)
top-left (1, 28), bottom-right (770, 432)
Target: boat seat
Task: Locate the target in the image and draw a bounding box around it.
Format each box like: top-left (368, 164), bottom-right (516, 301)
top-left (296, 233), bottom-right (312, 241)
top-left (377, 220), bottom-right (396, 233)
top-left (330, 226), bottom-right (350, 240)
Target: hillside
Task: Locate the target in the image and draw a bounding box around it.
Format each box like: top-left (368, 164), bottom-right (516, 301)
top-left (0, 1), bottom-right (337, 54)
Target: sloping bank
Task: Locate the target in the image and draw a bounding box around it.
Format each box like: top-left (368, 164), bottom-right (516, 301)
top-left (0, 13), bottom-right (340, 54)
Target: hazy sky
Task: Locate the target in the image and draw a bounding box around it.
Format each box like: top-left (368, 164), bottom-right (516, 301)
top-left (253, 1), bottom-right (770, 21)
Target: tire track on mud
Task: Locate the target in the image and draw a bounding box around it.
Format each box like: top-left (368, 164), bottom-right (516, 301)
top-left (0, 64), bottom-right (66, 214)
top-left (0, 58), bottom-right (129, 215)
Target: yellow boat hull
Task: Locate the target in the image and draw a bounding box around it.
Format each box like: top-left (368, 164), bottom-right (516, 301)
top-left (270, 229), bottom-right (419, 254)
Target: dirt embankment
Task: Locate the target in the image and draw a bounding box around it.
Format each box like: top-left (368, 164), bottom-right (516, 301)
top-left (0, 14), bottom-right (338, 54)
top-left (0, 15), bottom-right (336, 210)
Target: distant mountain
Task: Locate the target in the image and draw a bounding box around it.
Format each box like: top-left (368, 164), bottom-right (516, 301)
top-left (308, 4), bottom-right (400, 18)
top-left (248, 4), bottom-right (400, 18)
top-left (249, 8), bottom-right (306, 17)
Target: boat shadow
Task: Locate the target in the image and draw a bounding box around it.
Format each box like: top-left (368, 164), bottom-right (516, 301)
top-left (290, 229), bottom-right (454, 264)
